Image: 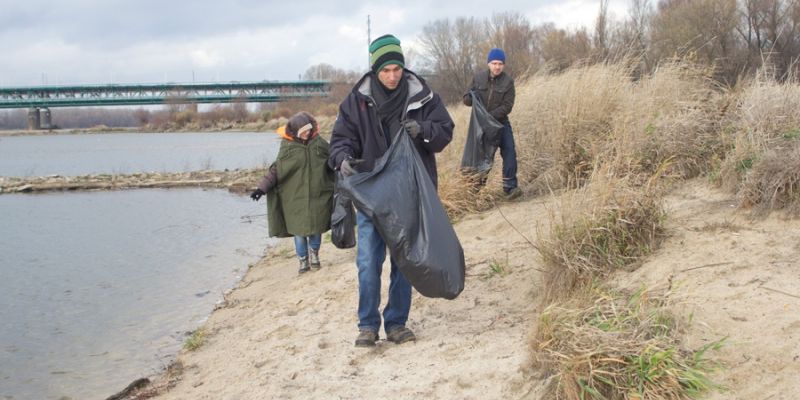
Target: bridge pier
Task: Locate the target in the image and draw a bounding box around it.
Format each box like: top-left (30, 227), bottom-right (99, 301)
top-left (41, 108), bottom-right (52, 129)
top-left (27, 108), bottom-right (41, 130)
top-left (26, 107), bottom-right (53, 130)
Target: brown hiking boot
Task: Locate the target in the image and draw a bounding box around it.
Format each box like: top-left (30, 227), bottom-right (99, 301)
top-left (355, 329), bottom-right (378, 347)
top-left (386, 326), bottom-right (416, 344)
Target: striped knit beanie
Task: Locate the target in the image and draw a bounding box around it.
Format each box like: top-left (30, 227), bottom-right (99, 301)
top-left (369, 34), bottom-right (405, 74)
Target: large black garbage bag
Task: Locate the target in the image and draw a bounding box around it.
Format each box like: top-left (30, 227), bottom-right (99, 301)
top-left (340, 130), bottom-right (465, 299)
top-left (460, 91), bottom-right (504, 174)
top-left (331, 172), bottom-right (356, 249)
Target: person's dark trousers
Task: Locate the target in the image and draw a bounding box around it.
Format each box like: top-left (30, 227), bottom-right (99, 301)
top-left (499, 121), bottom-right (518, 193)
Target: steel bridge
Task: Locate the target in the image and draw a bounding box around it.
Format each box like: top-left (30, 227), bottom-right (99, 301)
top-left (0, 81), bottom-right (330, 129)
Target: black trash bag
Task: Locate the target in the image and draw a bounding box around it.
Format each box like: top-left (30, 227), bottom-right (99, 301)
top-left (339, 129), bottom-right (465, 300)
top-left (331, 172), bottom-right (356, 249)
top-left (460, 91), bottom-right (504, 175)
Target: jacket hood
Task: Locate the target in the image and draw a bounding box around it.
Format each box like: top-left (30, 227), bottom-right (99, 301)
top-left (353, 69), bottom-right (433, 114)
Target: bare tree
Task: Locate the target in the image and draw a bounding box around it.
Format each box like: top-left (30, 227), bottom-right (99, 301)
top-left (650, 0), bottom-right (741, 82)
top-left (486, 11), bottom-right (539, 78)
top-left (595, 0), bottom-right (612, 61)
top-left (418, 17), bottom-right (487, 103)
top-left (539, 27), bottom-right (594, 71)
top-left (738, 0), bottom-right (800, 79)
top-left (303, 63), bottom-right (361, 83)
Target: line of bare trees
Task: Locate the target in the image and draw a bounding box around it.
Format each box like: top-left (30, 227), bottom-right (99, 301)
top-left (417, 1), bottom-right (800, 102)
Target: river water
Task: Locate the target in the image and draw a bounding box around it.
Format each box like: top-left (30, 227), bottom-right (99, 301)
top-left (0, 132), bottom-right (280, 399)
top-left (0, 131), bottom-right (280, 177)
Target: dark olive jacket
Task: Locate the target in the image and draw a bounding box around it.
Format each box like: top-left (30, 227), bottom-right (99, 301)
top-left (463, 69), bottom-right (515, 123)
top-left (266, 135), bottom-right (334, 237)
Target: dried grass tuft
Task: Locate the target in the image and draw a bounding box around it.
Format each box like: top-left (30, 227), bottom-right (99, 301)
top-left (532, 286), bottom-right (724, 400)
top-left (719, 74), bottom-right (800, 214)
top-left (738, 140), bottom-right (800, 215)
top-left (536, 174), bottom-right (666, 303)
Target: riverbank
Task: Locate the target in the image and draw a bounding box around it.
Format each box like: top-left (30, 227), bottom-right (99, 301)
top-left (113, 178), bottom-right (800, 399)
top-left (0, 169), bottom-right (262, 195)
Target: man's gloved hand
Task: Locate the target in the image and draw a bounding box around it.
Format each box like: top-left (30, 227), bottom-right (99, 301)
top-left (250, 188), bottom-right (265, 201)
top-left (340, 157), bottom-right (364, 177)
top-left (403, 120), bottom-right (421, 139)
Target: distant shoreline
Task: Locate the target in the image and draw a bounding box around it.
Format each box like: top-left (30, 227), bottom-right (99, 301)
top-left (0, 169), bottom-right (263, 195)
top-left (0, 126), bottom-right (266, 137)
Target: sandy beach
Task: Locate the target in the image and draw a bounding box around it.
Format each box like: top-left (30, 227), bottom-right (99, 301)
top-left (119, 178), bottom-right (800, 399)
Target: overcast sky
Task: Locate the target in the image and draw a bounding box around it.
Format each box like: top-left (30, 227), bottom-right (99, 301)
top-left (0, 0), bottom-right (629, 87)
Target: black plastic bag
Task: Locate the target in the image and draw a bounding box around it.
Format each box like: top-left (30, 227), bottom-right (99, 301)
top-left (339, 129), bottom-right (465, 299)
top-left (331, 172), bottom-right (356, 249)
top-left (460, 91), bottom-right (504, 174)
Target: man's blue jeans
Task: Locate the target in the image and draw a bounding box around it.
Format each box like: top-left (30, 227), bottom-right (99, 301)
top-left (355, 212), bottom-right (412, 333)
top-left (499, 121), bottom-right (518, 192)
top-left (293, 234), bottom-right (321, 258)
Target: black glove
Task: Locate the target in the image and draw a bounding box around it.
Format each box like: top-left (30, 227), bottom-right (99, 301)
top-left (340, 157), bottom-right (364, 177)
top-left (403, 119), bottom-right (421, 139)
top-left (250, 188), bottom-right (265, 201)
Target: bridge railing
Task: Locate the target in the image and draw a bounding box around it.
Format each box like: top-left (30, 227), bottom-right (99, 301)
top-left (0, 81), bottom-right (330, 109)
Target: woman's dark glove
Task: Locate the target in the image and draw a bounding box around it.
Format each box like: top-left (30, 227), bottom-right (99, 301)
top-left (250, 188), bottom-right (266, 201)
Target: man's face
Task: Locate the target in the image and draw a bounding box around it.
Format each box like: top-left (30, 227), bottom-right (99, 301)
top-left (378, 64), bottom-right (403, 90)
top-left (488, 60), bottom-right (505, 77)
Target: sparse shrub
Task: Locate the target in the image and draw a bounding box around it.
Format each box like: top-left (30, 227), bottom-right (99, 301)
top-left (532, 286), bottom-right (724, 400)
top-left (184, 328), bottom-right (206, 351)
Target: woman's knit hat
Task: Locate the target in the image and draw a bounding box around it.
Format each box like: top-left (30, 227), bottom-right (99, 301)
top-left (369, 34), bottom-right (405, 74)
top-left (286, 111), bottom-right (317, 138)
top-left (487, 48), bottom-right (506, 63)
top-left (277, 111), bottom-right (317, 141)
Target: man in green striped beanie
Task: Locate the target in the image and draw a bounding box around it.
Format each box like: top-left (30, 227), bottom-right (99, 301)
top-left (369, 34), bottom-right (405, 75)
top-left (328, 33), bottom-right (456, 348)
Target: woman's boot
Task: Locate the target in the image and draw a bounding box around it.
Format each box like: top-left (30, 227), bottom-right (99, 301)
top-left (298, 256), bottom-right (310, 274)
top-left (309, 249), bottom-right (321, 270)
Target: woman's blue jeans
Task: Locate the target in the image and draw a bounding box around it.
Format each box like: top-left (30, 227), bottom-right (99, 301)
top-left (293, 234), bottom-right (321, 258)
top-left (355, 212), bottom-right (412, 334)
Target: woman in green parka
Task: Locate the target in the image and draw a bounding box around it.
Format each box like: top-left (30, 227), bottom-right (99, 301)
top-left (250, 112), bottom-right (335, 274)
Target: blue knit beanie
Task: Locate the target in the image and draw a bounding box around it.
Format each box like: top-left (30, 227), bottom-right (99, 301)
top-left (487, 48), bottom-right (506, 63)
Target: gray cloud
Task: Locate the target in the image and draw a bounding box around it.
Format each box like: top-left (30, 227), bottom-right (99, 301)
top-left (0, 0), bottom-right (629, 86)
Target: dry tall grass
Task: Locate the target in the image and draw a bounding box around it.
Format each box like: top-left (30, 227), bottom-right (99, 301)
top-left (436, 60), bottom-right (725, 218)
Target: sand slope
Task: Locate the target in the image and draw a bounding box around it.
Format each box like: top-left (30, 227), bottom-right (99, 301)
top-left (142, 179), bottom-right (799, 399)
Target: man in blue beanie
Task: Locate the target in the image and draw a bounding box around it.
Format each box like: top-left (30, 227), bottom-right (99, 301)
top-left (463, 47), bottom-right (520, 200)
